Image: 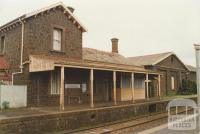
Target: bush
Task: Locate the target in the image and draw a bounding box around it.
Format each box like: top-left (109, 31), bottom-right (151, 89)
top-left (0, 81), bottom-right (5, 85)
top-left (2, 101), bottom-right (10, 109)
top-left (177, 79), bottom-right (197, 95)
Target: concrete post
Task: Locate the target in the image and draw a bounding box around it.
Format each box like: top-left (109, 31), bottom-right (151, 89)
top-left (90, 69), bottom-right (94, 108)
top-left (194, 44), bottom-right (200, 132)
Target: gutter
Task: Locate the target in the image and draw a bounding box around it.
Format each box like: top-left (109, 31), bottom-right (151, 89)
top-left (11, 19), bottom-right (25, 85)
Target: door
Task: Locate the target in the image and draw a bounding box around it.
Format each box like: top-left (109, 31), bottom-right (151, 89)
top-left (104, 80), bottom-right (112, 102)
top-left (104, 80), bottom-right (109, 101)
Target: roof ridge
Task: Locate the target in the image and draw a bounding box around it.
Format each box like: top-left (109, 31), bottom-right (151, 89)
top-left (128, 51), bottom-right (173, 58)
top-left (83, 47), bottom-right (122, 56)
top-left (0, 2), bottom-right (87, 32)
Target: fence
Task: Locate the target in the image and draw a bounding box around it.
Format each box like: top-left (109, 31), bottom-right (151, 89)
top-left (0, 85), bottom-right (27, 108)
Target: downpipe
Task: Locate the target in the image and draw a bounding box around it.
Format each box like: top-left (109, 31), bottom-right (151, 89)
top-left (11, 19), bottom-right (24, 85)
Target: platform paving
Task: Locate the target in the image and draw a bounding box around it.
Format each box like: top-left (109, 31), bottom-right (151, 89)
top-left (0, 95), bottom-right (196, 120)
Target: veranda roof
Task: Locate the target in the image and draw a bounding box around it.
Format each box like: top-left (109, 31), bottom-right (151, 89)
top-left (29, 54), bottom-right (159, 74)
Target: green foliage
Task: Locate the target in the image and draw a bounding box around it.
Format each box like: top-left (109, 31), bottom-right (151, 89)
top-left (0, 81), bottom-right (5, 85)
top-left (2, 101), bottom-right (10, 109)
top-left (177, 79), bottom-right (197, 95)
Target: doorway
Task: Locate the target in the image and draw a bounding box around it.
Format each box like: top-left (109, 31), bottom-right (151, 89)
top-left (104, 80), bottom-right (112, 102)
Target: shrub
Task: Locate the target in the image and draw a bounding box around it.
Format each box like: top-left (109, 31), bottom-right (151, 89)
top-left (0, 81), bottom-right (5, 85)
top-left (2, 101), bottom-right (10, 109)
top-left (177, 79), bottom-right (197, 95)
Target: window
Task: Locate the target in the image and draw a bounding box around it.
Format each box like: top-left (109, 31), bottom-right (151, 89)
top-left (134, 78), bottom-right (145, 89)
top-left (0, 36), bottom-right (5, 54)
top-left (171, 57), bottom-right (174, 63)
top-left (121, 73), bottom-right (131, 89)
top-left (51, 69), bottom-right (60, 94)
top-left (81, 83), bottom-right (87, 93)
top-left (171, 76), bottom-right (175, 90)
top-left (94, 80), bottom-right (98, 94)
top-left (53, 28), bottom-right (62, 51)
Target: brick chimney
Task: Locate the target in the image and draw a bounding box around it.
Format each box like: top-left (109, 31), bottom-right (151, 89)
top-left (67, 6), bottom-right (75, 13)
top-left (111, 38), bottom-right (119, 53)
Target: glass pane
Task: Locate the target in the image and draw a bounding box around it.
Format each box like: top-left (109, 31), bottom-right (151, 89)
top-left (171, 77), bottom-right (175, 90)
top-left (121, 74), bottom-right (131, 89)
top-left (53, 29), bottom-right (61, 40)
top-left (51, 70), bottom-right (61, 94)
top-left (53, 40), bottom-right (61, 51)
top-left (135, 78), bottom-right (145, 89)
top-left (53, 28), bottom-right (62, 51)
top-left (0, 36), bottom-right (5, 53)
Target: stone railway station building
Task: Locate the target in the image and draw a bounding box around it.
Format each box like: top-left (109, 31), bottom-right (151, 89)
top-left (0, 2), bottom-right (196, 109)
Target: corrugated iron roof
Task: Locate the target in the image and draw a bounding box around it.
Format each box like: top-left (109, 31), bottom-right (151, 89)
top-left (83, 47), bottom-right (135, 66)
top-left (29, 52), bottom-right (160, 74)
top-left (128, 52), bottom-right (173, 66)
top-left (186, 65), bottom-right (196, 72)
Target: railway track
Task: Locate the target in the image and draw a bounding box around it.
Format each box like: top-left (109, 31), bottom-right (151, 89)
top-left (65, 108), bottom-right (191, 134)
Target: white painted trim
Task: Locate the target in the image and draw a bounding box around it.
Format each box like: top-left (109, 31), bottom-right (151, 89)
top-left (0, 2), bottom-right (87, 32)
top-left (54, 64), bottom-right (161, 75)
top-left (25, 2), bottom-right (87, 32)
top-left (152, 52), bottom-right (174, 65)
top-left (152, 52), bottom-right (189, 71)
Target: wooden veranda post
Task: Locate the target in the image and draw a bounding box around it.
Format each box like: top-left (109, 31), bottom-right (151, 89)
top-left (131, 72), bottom-right (135, 102)
top-left (113, 71), bottom-right (117, 105)
top-left (158, 75), bottom-right (161, 97)
top-left (60, 66), bottom-right (65, 110)
top-left (90, 69), bottom-right (94, 108)
top-left (146, 73), bottom-right (149, 100)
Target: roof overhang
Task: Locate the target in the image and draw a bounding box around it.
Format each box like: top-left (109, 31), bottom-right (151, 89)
top-left (29, 55), bottom-right (161, 75)
top-left (0, 2), bottom-right (87, 33)
top-left (152, 52), bottom-right (189, 71)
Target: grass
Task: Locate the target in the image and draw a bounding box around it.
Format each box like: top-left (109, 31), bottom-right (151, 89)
top-left (160, 91), bottom-right (197, 100)
top-left (0, 107), bottom-right (26, 112)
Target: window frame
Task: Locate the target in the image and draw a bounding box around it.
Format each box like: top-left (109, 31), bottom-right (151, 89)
top-left (50, 69), bottom-right (61, 95)
top-left (134, 77), bottom-right (145, 89)
top-left (171, 76), bottom-right (175, 90)
top-left (51, 25), bottom-right (65, 52)
top-left (0, 35), bottom-right (5, 55)
top-left (121, 73), bottom-right (131, 89)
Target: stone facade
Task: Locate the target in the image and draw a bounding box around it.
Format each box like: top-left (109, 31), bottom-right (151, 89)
top-left (144, 55), bottom-right (189, 96)
top-left (22, 8), bottom-right (82, 61)
top-left (0, 4), bottom-right (192, 107)
top-left (0, 7), bottom-right (83, 106)
top-left (189, 71), bottom-right (196, 83)
top-left (0, 100), bottom-right (170, 134)
top-left (0, 25), bottom-right (22, 73)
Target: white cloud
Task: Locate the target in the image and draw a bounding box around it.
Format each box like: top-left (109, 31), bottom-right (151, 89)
top-left (0, 0), bottom-right (200, 65)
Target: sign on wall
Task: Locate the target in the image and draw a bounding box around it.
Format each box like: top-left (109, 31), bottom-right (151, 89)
top-left (65, 84), bottom-right (81, 89)
top-left (82, 83), bottom-right (87, 93)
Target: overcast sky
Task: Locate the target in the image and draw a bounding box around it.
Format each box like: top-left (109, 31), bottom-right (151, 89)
top-left (1, 0), bottom-right (200, 65)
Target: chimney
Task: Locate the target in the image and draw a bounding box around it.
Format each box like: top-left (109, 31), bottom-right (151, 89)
top-left (111, 38), bottom-right (119, 53)
top-left (67, 6), bottom-right (75, 13)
